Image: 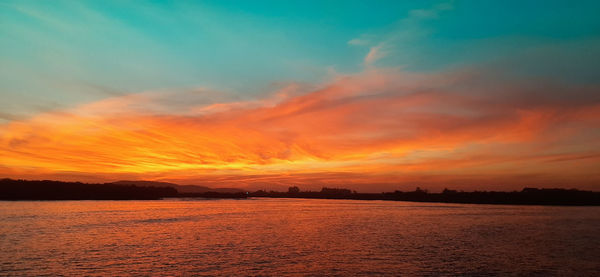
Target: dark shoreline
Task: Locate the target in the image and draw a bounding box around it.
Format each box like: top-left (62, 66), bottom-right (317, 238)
top-left (1, 178), bottom-right (599, 206)
top-left (248, 188), bottom-right (600, 206)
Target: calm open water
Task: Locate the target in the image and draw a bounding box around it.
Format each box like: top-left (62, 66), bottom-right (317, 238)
top-left (0, 198), bottom-right (599, 276)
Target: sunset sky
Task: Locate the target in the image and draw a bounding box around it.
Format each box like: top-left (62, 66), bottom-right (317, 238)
top-left (1, 1), bottom-right (599, 192)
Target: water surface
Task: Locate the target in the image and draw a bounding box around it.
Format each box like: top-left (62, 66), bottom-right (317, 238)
top-left (1, 198), bottom-right (599, 276)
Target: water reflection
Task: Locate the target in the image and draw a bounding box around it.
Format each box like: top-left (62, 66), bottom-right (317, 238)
top-left (0, 199), bottom-right (599, 276)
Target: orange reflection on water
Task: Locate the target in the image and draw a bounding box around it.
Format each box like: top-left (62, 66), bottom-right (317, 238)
top-left (1, 199), bottom-right (599, 275)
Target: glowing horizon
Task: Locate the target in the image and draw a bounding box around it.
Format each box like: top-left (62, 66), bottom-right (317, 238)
top-left (1, 1), bottom-right (599, 192)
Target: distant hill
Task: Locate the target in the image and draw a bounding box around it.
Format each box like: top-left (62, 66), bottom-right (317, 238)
top-left (0, 178), bottom-right (178, 200)
top-left (109, 180), bottom-right (245, 194)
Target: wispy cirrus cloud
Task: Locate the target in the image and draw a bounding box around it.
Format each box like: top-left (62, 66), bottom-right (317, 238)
top-left (351, 1), bottom-right (454, 67)
top-left (364, 45), bottom-right (385, 65)
top-left (1, 62), bottom-right (599, 191)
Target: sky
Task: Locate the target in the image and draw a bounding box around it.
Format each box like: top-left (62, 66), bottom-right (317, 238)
top-left (1, 0), bottom-right (599, 192)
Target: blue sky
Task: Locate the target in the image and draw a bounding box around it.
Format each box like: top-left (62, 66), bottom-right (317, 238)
top-left (1, 0), bottom-right (599, 120)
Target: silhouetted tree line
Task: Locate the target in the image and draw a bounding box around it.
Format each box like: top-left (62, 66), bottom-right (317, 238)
top-left (251, 187), bottom-right (355, 199)
top-left (0, 178), bottom-right (250, 200)
top-left (2, 178), bottom-right (598, 205)
top-left (247, 186), bottom-right (600, 206)
top-left (0, 178), bottom-right (179, 200)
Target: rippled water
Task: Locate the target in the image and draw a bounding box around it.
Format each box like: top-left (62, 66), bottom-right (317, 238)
top-left (1, 198), bottom-right (599, 276)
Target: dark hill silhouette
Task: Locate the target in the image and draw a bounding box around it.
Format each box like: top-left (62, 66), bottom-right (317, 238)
top-left (110, 180), bottom-right (181, 188)
top-left (0, 178), bottom-right (247, 200)
top-left (110, 180), bottom-right (245, 193)
top-left (0, 178), bottom-right (177, 200)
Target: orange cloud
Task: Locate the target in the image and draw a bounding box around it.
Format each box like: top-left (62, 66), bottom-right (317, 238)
top-left (1, 67), bottom-right (599, 191)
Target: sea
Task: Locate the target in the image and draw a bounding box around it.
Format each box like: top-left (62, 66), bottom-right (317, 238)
top-left (1, 198), bottom-right (599, 276)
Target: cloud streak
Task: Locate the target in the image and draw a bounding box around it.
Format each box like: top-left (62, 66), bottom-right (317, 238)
top-left (351, 0), bottom-right (454, 67)
top-left (364, 45), bottom-right (385, 65)
top-left (1, 64), bottom-right (599, 191)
